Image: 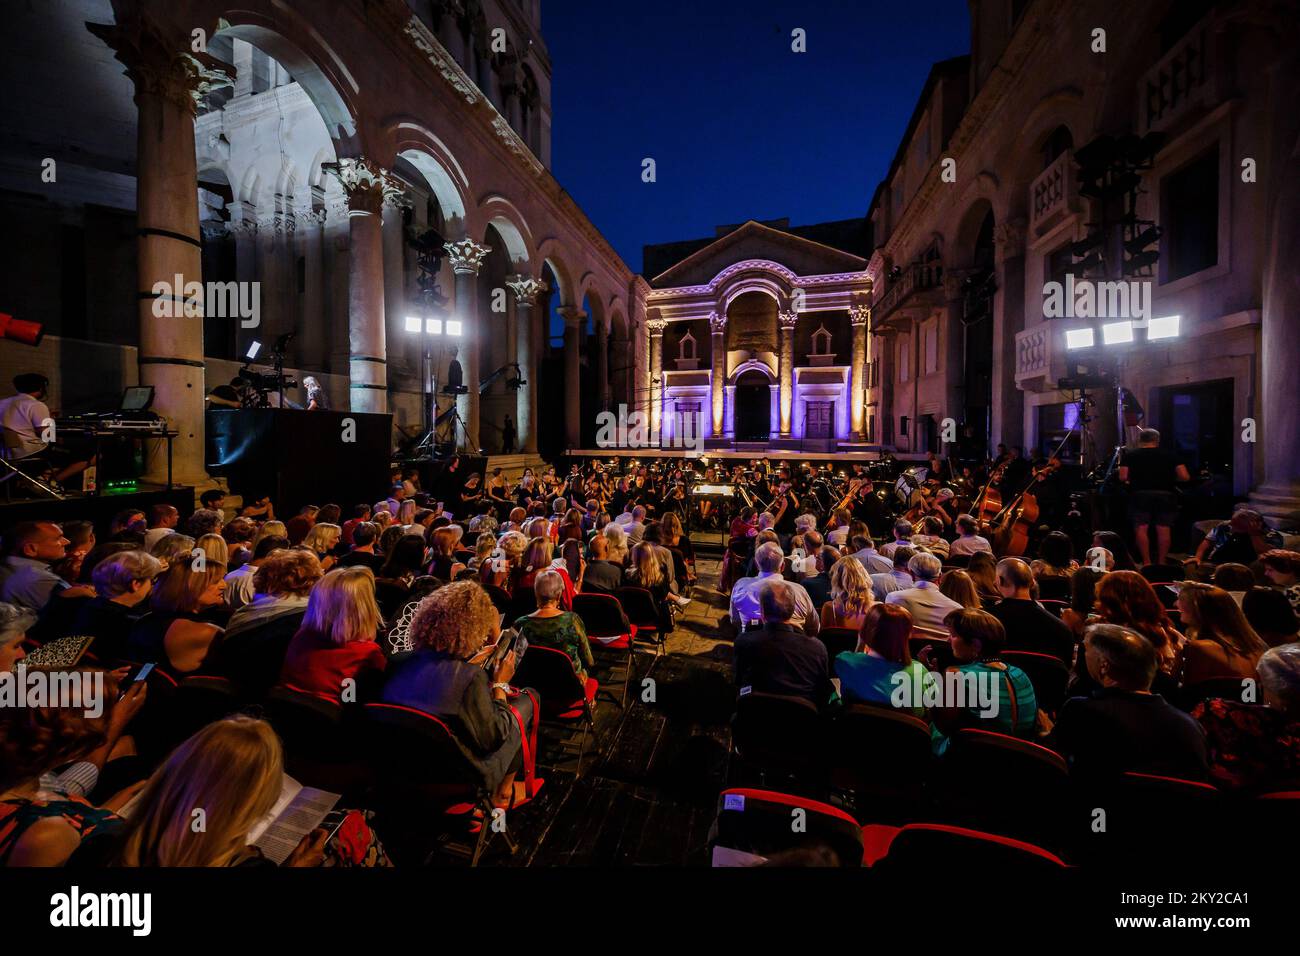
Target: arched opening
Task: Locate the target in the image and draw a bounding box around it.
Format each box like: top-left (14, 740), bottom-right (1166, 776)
top-left (734, 367), bottom-right (773, 442)
top-left (478, 224), bottom-right (516, 452)
top-left (197, 166), bottom-right (237, 361)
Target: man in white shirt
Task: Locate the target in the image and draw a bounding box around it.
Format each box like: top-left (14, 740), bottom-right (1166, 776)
top-left (0, 372), bottom-right (94, 486)
top-left (730, 542), bottom-right (820, 635)
top-left (851, 534), bottom-right (894, 575)
top-left (885, 552), bottom-right (962, 631)
top-left (871, 545), bottom-right (916, 602)
top-left (624, 505), bottom-right (647, 545)
top-left (948, 513), bottom-right (993, 558)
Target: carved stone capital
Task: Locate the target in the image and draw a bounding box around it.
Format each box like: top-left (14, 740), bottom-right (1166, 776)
top-left (88, 14), bottom-right (232, 114)
top-left (444, 238), bottom-right (492, 275)
top-left (779, 310), bottom-right (799, 331)
top-left (708, 311), bottom-right (727, 334)
top-left (993, 218), bottom-right (1027, 261)
top-left (325, 158), bottom-right (396, 216)
top-left (505, 274), bottom-right (547, 305)
top-left (647, 317), bottom-right (667, 336)
top-left (849, 304), bottom-right (871, 327)
top-left (558, 306), bottom-right (587, 328)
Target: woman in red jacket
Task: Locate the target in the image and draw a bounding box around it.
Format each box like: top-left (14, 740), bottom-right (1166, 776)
top-left (279, 566), bottom-right (387, 701)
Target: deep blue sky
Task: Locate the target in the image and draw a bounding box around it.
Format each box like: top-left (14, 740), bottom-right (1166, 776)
top-left (542, 0), bottom-right (971, 275)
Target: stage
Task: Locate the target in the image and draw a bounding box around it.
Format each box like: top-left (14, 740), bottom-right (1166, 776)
top-left (0, 485), bottom-right (195, 534)
top-left (565, 445), bottom-right (899, 466)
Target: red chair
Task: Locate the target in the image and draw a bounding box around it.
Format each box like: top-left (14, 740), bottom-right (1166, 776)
top-left (513, 644), bottom-right (597, 771)
top-left (164, 675), bottom-right (243, 750)
top-left (708, 788), bottom-right (864, 866)
top-left (730, 691), bottom-right (826, 791)
top-left (573, 592), bottom-right (635, 707)
top-left (361, 702), bottom-right (518, 865)
top-left (1074, 771), bottom-right (1220, 864)
top-left (1002, 650), bottom-right (1070, 715)
top-left (617, 586), bottom-right (667, 653)
top-left (863, 823), bottom-right (1067, 869)
top-left (264, 685), bottom-right (367, 799)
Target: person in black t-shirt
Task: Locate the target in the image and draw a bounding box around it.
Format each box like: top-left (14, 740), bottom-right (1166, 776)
top-left (989, 558), bottom-right (1076, 663)
top-left (1119, 428), bottom-right (1190, 566)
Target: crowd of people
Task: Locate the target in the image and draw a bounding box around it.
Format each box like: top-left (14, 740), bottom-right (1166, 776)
top-left (2, 451), bottom-right (1298, 868)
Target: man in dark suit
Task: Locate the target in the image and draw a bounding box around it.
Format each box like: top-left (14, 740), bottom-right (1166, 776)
top-left (733, 579), bottom-right (832, 710)
top-left (989, 557), bottom-right (1076, 663)
top-left (581, 534), bottom-right (624, 595)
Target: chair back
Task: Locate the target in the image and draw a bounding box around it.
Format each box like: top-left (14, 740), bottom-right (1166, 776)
top-left (616, 586), bottom-right (661, 632)
top-left (513, 643), bottom-right (585, 711)
top-left (265, 684), bottom-right (345, 755)
top-left (573, 592), bottom-right (632, 639)
top-left (731, 690), bottom-right (824, 779)
top-left (1002, 650), bottom-right (1070, 715)
top-left (829, 703), bottom-right (932, 817)
top-left (482, 583), bottom-right (512, 615)
top-left (1175, 676), bottom-right (1257, 712)
top-left (361, 701), bottom-right (488, 791)
top-left (872, 823), bottom-right (1066, 870)
top-left (709, 788), bottom-right (863, 866)
top-left (817, 626), bottom-right (858, 672)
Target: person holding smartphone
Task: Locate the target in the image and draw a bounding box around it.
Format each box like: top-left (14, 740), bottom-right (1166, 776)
top-left (380, 581), bottom-right (542, 811)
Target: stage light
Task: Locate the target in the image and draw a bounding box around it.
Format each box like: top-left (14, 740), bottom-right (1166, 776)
top-left (1102, 321), bottom-right (1134, 346)
top-left (446, 320), bottom-right (463, 336)
top-left (425, 318), bottom-right (442, 335)
top-left (245, 340), bottom-right (262, 360)
top-left (1147, 314), bottom-right (1180, 341)
top-left (1065, 327), bottom-right (1096, 350)
top-left (404, 316), bottom-right (421, 333)
top-left (0, 313), bottom-right (44, 346)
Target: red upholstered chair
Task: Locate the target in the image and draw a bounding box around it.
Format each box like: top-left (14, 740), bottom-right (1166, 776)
top-left (617, 585), bottom-right (669, 652)
top-left (862, 823), bottom-right (1068, 869)
top-left (828, 703), bottom-right (933, 822)
top-left (513, 643), bottom-right (598, 770)
top-left (1002, 649), bottom-right (1070, 715)
top-left (573, 592), bottom-right (635, 707)
top-left (1073, 771), bottom-right (1221, 864)
top-left (708, 788), bottom-right (865, 866)
top-left (362, 702), bottom-right (518, 865)
top-left (730, 691), bottom-right (827, 792)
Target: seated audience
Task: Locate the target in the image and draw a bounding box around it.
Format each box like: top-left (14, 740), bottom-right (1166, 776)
top-left (1242, 586), bottom-right (1300, 648)
top-left (730, 542), bottom-right (819, 634)
top-left (1053, 623), bottom-right (1209, 782)
top-left (938, 569), bottom-right (982, 611)
top-left (1191, 509), bottom-right (1282, 567)
top-left (0, 521), bottom-right (93, 615)
top-left (224, 534), bottom-right (289, 611)
top-left (68, 550), bottom-right (163, 663)
top-left (337, 521), bottom-right (384, 572)
top-left (834, 603), bottom-right (925, 715)
top-left (964, 551), bottom-right (1002, 608)
top-left (884, 552), bottom-right (962, 631)
top-left (581, 534), bottom-right (624, 594)
top-left (280, 566), bottom-right (387, 700)
top-left (799, 544), bottom-right (836, 610)
top-left (733, 580), bottom-right (832, 709)
top-left (0, 603), bottom-right (35, 672)
top-left (1261, 549), bottom-right (1300, 612)
top-left (988, 558), bottom-right (1075, 663)
top-left (382, 582), bottom-right (540, 810)
top-left (1175, 582), bottom-right (1267, 685)
top-left (947, 514), bottom-right (993, 559)
top-left (820, 555), bottom-right (874, 631)
top-left (870, 546), bottom-right (915, 603)
top-left (127, 560), bottom-right (226, 672)
top-left (302, 522), bottom-right (342, 571)
top-left (515, 569), bottom-right (594, 681)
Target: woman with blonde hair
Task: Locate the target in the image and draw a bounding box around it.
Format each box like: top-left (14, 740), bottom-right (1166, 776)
top-left (302, 522), bottom-right (342, 571)
top-left (821, 555), bottom-right (874, 630)
top-left (939, 569), bottom-right (982, 610)
top-left (127, 559), bottom-right (226, 672)
top-left (428, 525), bottom-right (465, 581)
top-left (965, 551), bottom-right (1002, 608)
top-left (1176, 581), bottom-right (1268, 684)
top-left (468, 531), bottom-right (497, 572)
top-left (382, 582), bottom-right (542, 811)
top-left (252, 520), bottom-right (288, 551)
top-left (280, 566), bottom-right (386, 700)
top-left (149, 532), bottom-right (196, 570)
top-left (195, 532), bottom-right (229, 570)
top-left (602, 521), bottom-right (629, 566)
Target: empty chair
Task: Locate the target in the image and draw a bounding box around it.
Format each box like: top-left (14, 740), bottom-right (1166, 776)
top-left (617, 585), bottom-right (669, 651)
top-left (482, 583), bottom-right (513, 616)
top-left (514, 643), bottom-right (597, 769)
top-left (573, 592), bottom-right (635, 707)
top-left (863, 823), bottom-right (1067, 869)
top-left (936, 728), bottom-right (1071, 852)
top-left (1175, 676), bottom-right (1257, 712)
top-left (708, 788), bottom-right (864, 866)
top-left (1073, 771), bottom-right (1221, 864)
top-left (829, 703), bottom-right (932, 822)
top-left (1002, 650), bottom-right (1070, 715)
top-left (730, 691), bottom-right (826, 792)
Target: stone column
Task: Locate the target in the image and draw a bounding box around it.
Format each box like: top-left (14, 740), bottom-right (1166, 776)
top-left (273, 207), bottom-right (297, 350)
top-left (89, 13), bottom-right (229, 487)
top-left (778, 309), bottom-right (798, 436)
top-left (648, 318), bottom-right (666, 442)
top-left (300, 200), bottom-right (327, 371)
top-left (849, 304), bottom-right (870, 440)
top-left (991, 219), bottom-right (1027, 452)
top-left (709, 311), bottom-right (727, 437)
top-left (381, 189), bottom-right (410, 378)
top-left (445, 239), bottom-right (492, 452)
top-left (942, 274), bottom-right (967, 449)
top-left (325, 196), bottom-right (353, 376)
top-left (593, 319), bottom-right (610, 413)
top-left (327, 158), bottom-right (397, 414)
top-left (559, 306), bottom-right (586, 449)
top-left (506, 275), bottom-right (545, 454)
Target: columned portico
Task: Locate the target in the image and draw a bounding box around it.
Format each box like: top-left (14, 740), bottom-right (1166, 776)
top-left (445, 238), bottom-right (492, 452)
top-left (648, 317), bottom-right (666, 440)
top-left (506, 275), bottom-right (546, 454)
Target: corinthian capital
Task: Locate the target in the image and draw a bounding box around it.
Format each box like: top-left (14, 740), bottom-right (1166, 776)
top-left (444, 239), bottom-right (492, 275)
top-left (324, 158), bottom-right (397, 215)
top-left (849, 304), bottom-right (871, 327)
top-left (708, 311), bottom-right (727, 334)
top-left (779, 310), bottom-right (799, 331)
top-left (88, 13), bottom-right (232, 114)
top-left (505, 274), bottom-right (547, 305)
top-left (647, 317), bottom-right (667, 336)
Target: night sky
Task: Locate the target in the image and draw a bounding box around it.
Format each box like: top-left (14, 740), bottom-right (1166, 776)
top-left (542, 0), bottom-right (971, 275)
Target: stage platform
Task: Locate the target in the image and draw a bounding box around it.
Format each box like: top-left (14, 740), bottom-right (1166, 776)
top-left (565, 446), bottom-right (899, 464)
top-left (0, 485), bottom-right (196, 534)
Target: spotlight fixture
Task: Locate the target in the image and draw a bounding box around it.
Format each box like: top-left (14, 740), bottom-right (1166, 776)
top-left (0, 313), bottom-right (44, 346)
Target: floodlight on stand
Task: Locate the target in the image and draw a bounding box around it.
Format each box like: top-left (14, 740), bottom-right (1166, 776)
top-left (445, 320), bottom-right (463, 336)
top-left (1065, 327), bottom-right (1096, 350)
top-left (1147, 315), bottom-right (1181, 341)
top-left (404, 316), bottom-right (421, 334)
top-left (1102, 320), bottom-right (1135, 346)
top-left (245, 340), bottom-right (262, 360)
top-left (426, 318), bottom-right (442, 335)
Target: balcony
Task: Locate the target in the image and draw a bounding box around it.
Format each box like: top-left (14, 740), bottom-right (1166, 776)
top-left (1015, 323), bottom-right (1064, 391)
top-left (873, 261), bottom-right (945, 326)
top-left (1029, 150), bottom-right (1080, 237)
top-left (1137, 14), bottom-right (1224, 136)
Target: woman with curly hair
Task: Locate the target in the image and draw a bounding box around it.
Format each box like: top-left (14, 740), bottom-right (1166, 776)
top-left (1094, 570), bottom-right (1184, 672)
top-left (1176, 582), bottom-right (1268, 684)
top-left (381, 581), bottom-right (542, 810)
top-left (820, 555), bottom-right (875, 630)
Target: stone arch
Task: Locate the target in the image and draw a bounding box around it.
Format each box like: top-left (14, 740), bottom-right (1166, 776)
top-left (477, 194), bottom-right (535, 271)
top-left (390, 121), bottom-right (471, 234)
top-left (537, 240), bottom-right (576, 307)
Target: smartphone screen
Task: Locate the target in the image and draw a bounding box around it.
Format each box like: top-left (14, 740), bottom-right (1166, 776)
top-left (133, 662), bottom-right (155, 683)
